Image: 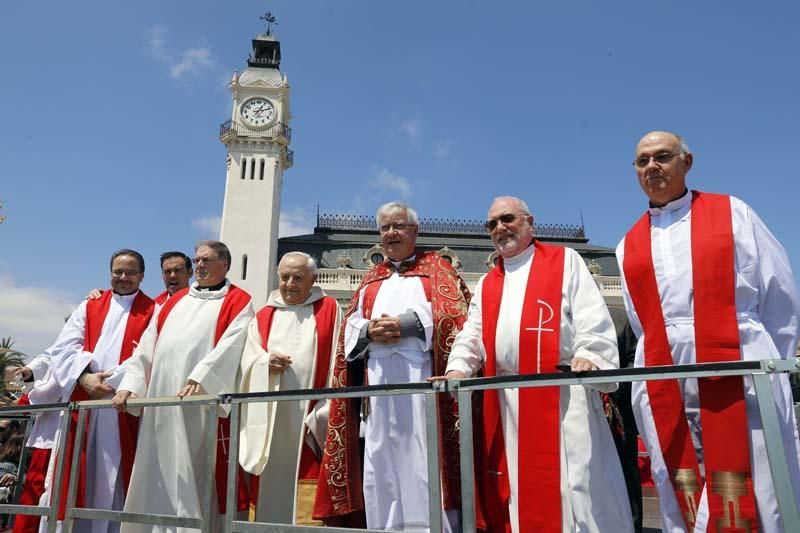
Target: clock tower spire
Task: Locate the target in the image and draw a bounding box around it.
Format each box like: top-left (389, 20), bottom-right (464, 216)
top-left (219, 14), bottom-right (293, 306)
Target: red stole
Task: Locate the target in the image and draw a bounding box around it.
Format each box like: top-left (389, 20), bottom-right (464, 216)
top-left (249, 297), bottom-right (338, 508)
top-left (154, 290), bottom-right (169, 305)
top-left (477, 241), bottom-right (564, 533)
top-left (155, 283), bottom-right (252, 514)
top-left (622, 191), bottom-right (757, 531)
top-left (58, 290), bottom-right (154, 520)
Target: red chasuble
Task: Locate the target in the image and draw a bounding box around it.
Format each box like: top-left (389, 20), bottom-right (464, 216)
top-left (622, 191), bottom-right (757, 531)
top-left (476, 241), bottom-right (564, 533)
top-left (57, 289), bottom-right (155, 520)
top-left (314, 250), bottom-right (470, 522)
top-left (248, 296), bottom-right (339, 518)
top-left (155, 284), bottom-right (252, 514)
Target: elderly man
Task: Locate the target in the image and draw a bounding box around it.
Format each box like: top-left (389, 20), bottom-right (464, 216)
top-left (113, 240), bottom-right (254, 533)
top-left (315, 202), bottom-right (470, 531)
top-left (239, 252), bottom-right (342, 525)
top-left (616, 131), bottom-right (800, 532)
top-left (40, 249), bottom-right (155, 533)
top-left (439, 196), bottom-right (632, 533)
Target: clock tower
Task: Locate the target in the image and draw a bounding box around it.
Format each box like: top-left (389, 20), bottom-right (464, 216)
top-left (219, 20), bottom-right (292, 306)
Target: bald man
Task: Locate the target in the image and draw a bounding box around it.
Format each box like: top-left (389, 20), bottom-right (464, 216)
top-left (616, 131), bottom-right (800, 532)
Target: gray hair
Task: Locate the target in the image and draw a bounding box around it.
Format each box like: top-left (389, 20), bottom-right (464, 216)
top-left (195, 240), bottom-right (231, 271)
top-left (639, 130), bottom-right (690, 155)
top-left (375, 202), bottom-right (420, 228)
top-left (491, 196), bottom-right (531, 215)
top-left (279, 251), bottom-right (318, 277)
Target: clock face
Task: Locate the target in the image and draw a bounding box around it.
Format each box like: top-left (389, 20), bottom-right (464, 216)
top-left (240, 97), bottom-right (276, 127)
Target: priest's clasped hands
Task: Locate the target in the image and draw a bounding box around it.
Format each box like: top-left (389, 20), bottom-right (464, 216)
top-left (367, 313), bottom-right (402, 344)
top-left (269, 352), bottom-right (292, 371)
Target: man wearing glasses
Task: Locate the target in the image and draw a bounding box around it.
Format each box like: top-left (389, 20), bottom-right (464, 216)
top-left (617, 131), bottom-right (800, 532)
top-left (437, 196), bottom-right (631, 532)
top-left (113, 240), bottom-right (254, 532)
top-left (316, 202), bottom-right (470, 531)
top-left (38, 249), bottom-right (155, 533)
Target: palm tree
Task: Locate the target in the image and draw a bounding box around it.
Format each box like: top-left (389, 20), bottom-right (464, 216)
top-left (0, 337), bottom-right (26, 398)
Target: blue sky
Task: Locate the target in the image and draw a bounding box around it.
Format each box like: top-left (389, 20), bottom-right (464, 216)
top-left (2, 0), bottom-right (799, 355)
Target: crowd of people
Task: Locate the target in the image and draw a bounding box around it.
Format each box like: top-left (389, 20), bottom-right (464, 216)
top-left (3, 130), bottom-right (800, 533)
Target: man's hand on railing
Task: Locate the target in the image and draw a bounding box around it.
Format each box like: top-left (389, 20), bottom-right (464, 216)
top-left (112, 390), bottom-right (134, 412)
top-left (79, 370), bottom-right (114, 399)
top-left (570, 357), bottom-right (598, 372)
top-left (427, 370), bottom-right (466, 382)
top-left (177, 380), bottom-right (202, 398)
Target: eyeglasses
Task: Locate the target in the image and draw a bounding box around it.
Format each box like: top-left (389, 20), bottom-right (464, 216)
top-left (485, 213), bottom-right (529, 232)
top-left (193, 256), bottom-right (220, 265)
top-left (111, 269), bottom-right (141, 278)
top-left (633, 152), bottom-right (683, 168)
top-left (379, 223), bottom-right (416, 233)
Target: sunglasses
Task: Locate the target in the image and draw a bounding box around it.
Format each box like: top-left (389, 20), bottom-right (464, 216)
top-left (484, 213), bottom-right (528, 232)
top-left (633, 152), bottom-right (682, 168)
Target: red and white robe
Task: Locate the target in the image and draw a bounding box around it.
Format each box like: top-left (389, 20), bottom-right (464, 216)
top-left (118, 281), bottom-right (254, 533)
top-left (617, 190), bottom-right (800, 532)
top-left (239, 286), bottom-right (341, 524)
top-left (42, 290), bottom-right (154, 533)
top-left (447, 242), bottom-right (632, 533)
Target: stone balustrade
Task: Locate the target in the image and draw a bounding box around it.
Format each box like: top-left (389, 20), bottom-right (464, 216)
top-left (315, 268), bottom-right (624, 305)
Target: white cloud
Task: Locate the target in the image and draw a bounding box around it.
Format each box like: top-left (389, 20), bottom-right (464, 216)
top-left (0, 276), bottom-right (78, 359)
top-left (279, 208), bottom-right (314, 237)
top-left (372, 167), bottom-right (412, 199)
top-left (192, 215), bottom-right (221, 238)
top-left (145, 25), bottom-right (214, 80)
top-left (400, 118), bottom-right (421, 141)
top-left (434, 139), bottom-right (454, 159)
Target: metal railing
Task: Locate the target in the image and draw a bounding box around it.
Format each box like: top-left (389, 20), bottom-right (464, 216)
top-left (1, 358), bottom-right (799, 532)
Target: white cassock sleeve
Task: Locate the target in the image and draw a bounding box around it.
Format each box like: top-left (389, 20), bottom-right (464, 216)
top-left (238, 317), bottom-right (279, 475)
top-left (748, 206), bottom-right (800, 359)
top-left (446, 277), bottom-right (487, 378)
top-left (26, 354), bottom-right (51, 382)
top-left (187, 302), bottom-right (255, 400)
top-left (49, 300), bottom-right (91, 394)
top-left (564, 248), bottom-right (620, 380)
top-left (344, 287), bottom-right (368, 357)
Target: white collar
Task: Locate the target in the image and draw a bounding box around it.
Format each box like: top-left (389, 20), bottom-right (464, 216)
top-left (648, 189), bottom-right (692, 215)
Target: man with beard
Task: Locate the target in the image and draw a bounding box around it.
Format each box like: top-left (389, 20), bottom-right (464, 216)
top-left (437, 196), bottom-right (632, 533)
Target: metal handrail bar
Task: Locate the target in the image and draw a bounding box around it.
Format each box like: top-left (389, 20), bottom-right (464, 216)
top-left (2, 359), bottom-right (799, 533)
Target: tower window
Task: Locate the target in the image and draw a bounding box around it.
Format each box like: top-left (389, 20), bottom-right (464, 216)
top-left (242, 254), bottom-right (248, 280)
top-left (250, 158), bottom-right (256, 180)
top-left (240, 159), bottom-right (247, 180)
top-left (259, 159), bottom-right (265, 180)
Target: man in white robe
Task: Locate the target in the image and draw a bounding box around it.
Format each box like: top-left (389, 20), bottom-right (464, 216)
top-left (10, 356), bottom-right (61, 533)
top-left (316, 202), bottom-right (470, 531)
top-left (439, 196), bottom-right (632, 533)
top-left (616, 131), bottom-right (800, 532)
top-left (239, 252), bottom-right (342, 525)
top-left (113, 240), bottom-right (254, 533)
top-left (39, 249), bottom-right (155, 533)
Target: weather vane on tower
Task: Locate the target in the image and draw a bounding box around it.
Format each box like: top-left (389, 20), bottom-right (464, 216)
top-left (260, 12), bottom-right (278, 36)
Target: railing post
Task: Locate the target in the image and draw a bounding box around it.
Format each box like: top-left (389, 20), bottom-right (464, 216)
top-left (225, 402), bottom-right (241, 533)
top-left (9, 416), bottom-right (34, 528)
top-left (63, 409), bottom-right (88, 533)
top-left (752, 371), bottom-right (800, 530)
top-left (48, 404), bottom-right (75, 533)
top-left (456, 384), bottom-right (476, 533)
top-left (425, 387), bottom-right (443, 533)
top-left (201, 404), bottom-right (219, 533)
